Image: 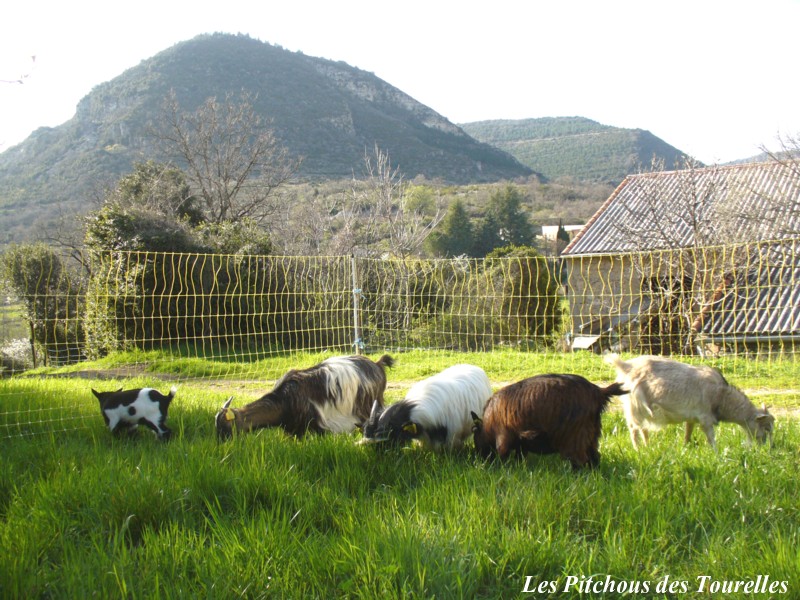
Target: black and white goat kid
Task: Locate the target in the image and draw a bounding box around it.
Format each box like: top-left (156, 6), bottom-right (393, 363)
top-left (360, 364), bottom-right (493, 451)
top-left (92, 386), bottom-right (177, 440)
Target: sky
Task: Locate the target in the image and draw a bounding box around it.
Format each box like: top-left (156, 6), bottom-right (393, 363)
top-left (1, 0), bottom-right (798, 165)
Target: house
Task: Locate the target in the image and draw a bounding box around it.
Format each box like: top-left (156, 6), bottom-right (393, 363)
top-left (540, 224), bottom-right (584, 241)
top-left (539, 224), bottom-right (584, 256)
top-left (561, 161), bottom-right (800, 354)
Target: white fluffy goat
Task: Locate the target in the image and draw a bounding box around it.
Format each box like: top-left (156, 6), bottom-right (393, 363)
top-left (605, 354), bottom-right (774, 450)
top-left (361, 364), bottom-right (493, 451)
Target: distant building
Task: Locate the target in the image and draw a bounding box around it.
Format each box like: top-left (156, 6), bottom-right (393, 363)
top-left (539, 224), bottom-right (583, 256)
top-left (540, 225), bottom-right (584, 241)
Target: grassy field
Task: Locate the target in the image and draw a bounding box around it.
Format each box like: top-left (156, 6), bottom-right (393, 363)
top-left (0, 350), bottom-right (798, 598)
top-left (0, 301), bottom-right (27, 344)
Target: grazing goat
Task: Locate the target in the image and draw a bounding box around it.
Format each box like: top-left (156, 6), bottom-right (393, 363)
top-left (605, 354), bottom-right (774, 450)
top-left (92, 386), bottom-right (177, 441)
top-left (471, 374), bottom-right (625, 468)
top-left (215, 354), bottom-right (394, 439)
top-left (360, 364), bottom-right (493, 451)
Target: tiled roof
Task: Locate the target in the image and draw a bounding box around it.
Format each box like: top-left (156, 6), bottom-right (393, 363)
top-left (697, 241), bottom-right (800, 339)
top-left (563, 162), bottom-right (800, 256)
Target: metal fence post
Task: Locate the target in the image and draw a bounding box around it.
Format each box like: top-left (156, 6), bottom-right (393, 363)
top-left (351, 255), bottom-right (363, 354)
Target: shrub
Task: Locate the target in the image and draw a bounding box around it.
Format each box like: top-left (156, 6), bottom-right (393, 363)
top-left (0, 243), bottom-right (85, 365)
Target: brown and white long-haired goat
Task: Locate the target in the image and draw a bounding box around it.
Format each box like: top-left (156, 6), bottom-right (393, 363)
top-left (471, 374), bottom-right (625, 468)
top-left (215, 354), bottom-right (394, 439)
top-left (605, 354), bottom-right (775, 450)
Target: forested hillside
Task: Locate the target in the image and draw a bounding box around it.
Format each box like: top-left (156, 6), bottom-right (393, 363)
top-left (461, 117), bottom-right (692, 184)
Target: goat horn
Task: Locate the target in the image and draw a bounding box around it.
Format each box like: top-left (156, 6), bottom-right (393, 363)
top-left (221, 397), bottom-right (236, 421)
top-left (369, 399), bottom-right (381, 419)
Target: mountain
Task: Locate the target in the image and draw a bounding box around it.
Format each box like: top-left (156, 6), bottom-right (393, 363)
top-left (0, 33), bottom-right (532, 242)
top-left (460, 117), bottom-right (693, 184)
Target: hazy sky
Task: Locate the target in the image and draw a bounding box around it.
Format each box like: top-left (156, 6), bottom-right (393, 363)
top-left (2, 0), bottom-right (798, 164)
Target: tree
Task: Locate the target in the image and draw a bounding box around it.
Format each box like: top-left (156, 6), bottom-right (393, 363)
top-left (322, 146), bottom-right (443, 257)
top-left (1, 243), bottom-right (85, 365)
top-left (488, 185), bottom-right (536, 246)
top-left (756, 132), bottom-right (800, 236)
top-left (84, 161), bottom-right (276, 256)
top-left (82, 162), bottom-right (276, 358)
top-left (109, 160), bottom-right (204, 225)
top-left (426, 199), bottom-right (474, 257)
top-left (360, 146), bottom-right (443, 259)
top-left (83, 164), bottom-right (207, 255)
top-left (196, 219), bottom-right (273, 256)
top-left (156, 89), bottom-right (301, 224)
top-left (405, 185), bottom-right (439, 217)
top-left (484, 244), bottom-right (562, 342)
top-left (333, 146), bottom-right (446, 337)
top-left (471, 185), bottom-right (535, 256)
top-left (428, 244), bottom-right (562, 350)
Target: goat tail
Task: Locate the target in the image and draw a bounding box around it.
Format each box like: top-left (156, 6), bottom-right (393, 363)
top-left (376, 354), bottom-right (395, 370)
top-left (601, 382), bottom-right (627, 398)
top-left (168, 385), bottom-right (178, 399)
top-left (603, 353), bottom-right (631, 374)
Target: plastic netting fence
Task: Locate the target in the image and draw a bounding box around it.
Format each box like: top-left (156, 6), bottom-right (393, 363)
top-left (1, 240), bottom-right (798, 437)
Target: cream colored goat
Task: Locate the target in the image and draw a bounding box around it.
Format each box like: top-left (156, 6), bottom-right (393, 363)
top-left (605, 354), bottom-right (774, 450)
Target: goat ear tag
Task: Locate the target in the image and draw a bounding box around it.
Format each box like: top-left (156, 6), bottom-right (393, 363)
top-left (402, 423), bottom-right (417, 435)
top-left (225, 409), bottom-right (236, 421)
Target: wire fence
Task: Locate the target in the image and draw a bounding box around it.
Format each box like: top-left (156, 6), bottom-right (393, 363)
top-left (1, 239), bottom-right (798, 438)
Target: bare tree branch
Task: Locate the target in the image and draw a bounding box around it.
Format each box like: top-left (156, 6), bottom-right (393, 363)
top-left (754, 132), bottom-right (800, 236)
top-left (153, 89), bottom-right (302, 224)
top-left (345, 145), bottom-right (443, 258)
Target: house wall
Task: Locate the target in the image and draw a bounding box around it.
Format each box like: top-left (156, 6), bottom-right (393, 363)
top-left (564, 253), bottom-right (642, 334)
top-left (564, 242), bottom-right (800, 354)
top-left (564, 249), bottom-right (728, 353)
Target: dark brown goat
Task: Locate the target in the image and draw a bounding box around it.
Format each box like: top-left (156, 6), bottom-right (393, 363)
top-left (215, 354), bottom-right (394, 439)
top-left (471, 374), bottom-right (625, 468)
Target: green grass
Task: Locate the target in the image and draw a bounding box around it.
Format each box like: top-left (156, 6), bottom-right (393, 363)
top-left (0, 301), bottom-right (28, 344)
top-left (1, 351), bottom-right (798, 598)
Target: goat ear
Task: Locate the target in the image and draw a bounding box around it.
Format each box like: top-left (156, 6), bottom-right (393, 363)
top-left (91, 389), bottom-right (101, 399)
top-left (114, 388), bottom-right (123, 393)
top-left (471, 411), bottom-right (483, 433)
top-left (220, 397), bottom-right (237, 421)
top-left (401, 422), bottom-right (418, 436)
